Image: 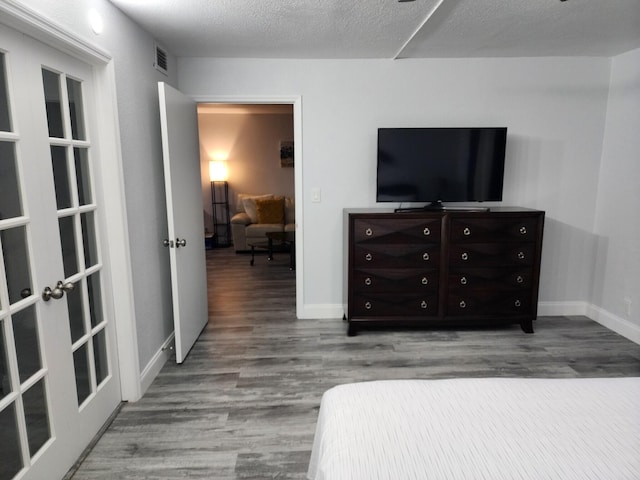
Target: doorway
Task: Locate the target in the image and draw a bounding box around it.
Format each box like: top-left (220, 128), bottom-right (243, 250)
top-left (195, 100), bottom-right (302, 315)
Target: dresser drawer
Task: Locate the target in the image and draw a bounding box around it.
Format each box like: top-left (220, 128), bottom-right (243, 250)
top-left (448, 243), bottom-right (535, 267)
top-left (351, 293), bottom-right (439, 317)
top-left (447, 292), bottom-right (532, 316)
top-left (353, 217), bottom-right (441, 244)
top-left (353, 244), bottom-right (440, 268)
top-left (448, 268), bottom-right (532, 292)
top-left (450, 216), bottom-right (539, 243)
top-left (353, 268), bottom-right (439, 293)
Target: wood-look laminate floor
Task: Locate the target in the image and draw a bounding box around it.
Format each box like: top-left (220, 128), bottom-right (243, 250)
top-left (70, 247), bottom-right (640, 479)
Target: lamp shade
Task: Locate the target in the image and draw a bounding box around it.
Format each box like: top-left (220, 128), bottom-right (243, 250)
top-left (209, 160), bottom-right (228, 182)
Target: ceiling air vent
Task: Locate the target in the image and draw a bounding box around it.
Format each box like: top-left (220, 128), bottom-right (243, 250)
top-left (154, 43), bottom-right (168, 76)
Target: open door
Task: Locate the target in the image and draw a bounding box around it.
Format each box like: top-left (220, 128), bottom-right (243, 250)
top-left (158, 82), bottom-right (208, 363)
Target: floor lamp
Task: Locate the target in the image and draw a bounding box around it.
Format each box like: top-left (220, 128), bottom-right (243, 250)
top-left (209, 160), bottom-right (231, 248)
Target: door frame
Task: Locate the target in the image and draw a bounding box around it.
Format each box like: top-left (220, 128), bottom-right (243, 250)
top-left (0, 3), bottom-right (141, 400)
top-left (195, 95), bottom-right (304, 317)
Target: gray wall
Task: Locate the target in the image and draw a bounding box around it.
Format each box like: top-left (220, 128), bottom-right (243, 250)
top-left (592, 47), bottom-right (640, 337)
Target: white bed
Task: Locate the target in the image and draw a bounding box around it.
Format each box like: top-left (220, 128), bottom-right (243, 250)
top-left (308, 377), bottom-right (640, 480)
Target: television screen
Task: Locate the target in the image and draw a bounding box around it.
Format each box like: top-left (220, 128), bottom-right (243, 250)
top-left (376, 127), bottom-right (507, 204)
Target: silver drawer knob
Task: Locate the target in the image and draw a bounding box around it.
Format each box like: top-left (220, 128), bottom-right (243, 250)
top-left (364, 301), bottom-right (372, 310)
top-left (461, 252), bottom-right (468, 261)
top-left (514, 299), bottom-right (522, 307)
top-left (422, 252), bottom-right (430, 261)
top-left (421, 300), bottom-right (428, 309)
top-left (365, 228), bottom-right (373, 236)
top-left (459, 300), bottom-right (466, 309)
top-left (463, 227), bottom-right (471, 236)
top-left (517, 251), bottom-right (525, 260)
top-left (519, 226), bottom-right (527, 235)
top-left (364, 277), bottom-right (372, 286)
top-left (423, 227), bottom-right (431, 236)
top-left (421, 277), bottom-right (428, 285)
top-left (460, 276), bottom-right (467, 285)
top-left (516, 275), bottom-right (524, 284)
top-left (365, 253), bottom-right (373, 261)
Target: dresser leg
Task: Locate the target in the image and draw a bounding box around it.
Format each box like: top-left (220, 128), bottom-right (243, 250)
top-left (520, 319), bottom-right (534, 334)
top-left (347, 322), bottom-right (357, 336)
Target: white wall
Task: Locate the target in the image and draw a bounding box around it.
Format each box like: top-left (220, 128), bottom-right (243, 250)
top-left (18, 0), bottom-right (178, 372)
top-left (591, 47), bottom-right (640, 340)
top-left (198, 110), bottom-right (294, 231)
top-left (179, 57), bottom-right (612, 317)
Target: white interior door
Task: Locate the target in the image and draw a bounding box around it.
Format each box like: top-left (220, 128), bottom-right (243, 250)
top-left (0, 25), bottom-right (121, 480)
top-left (158, 82), bottom-right (208, 363)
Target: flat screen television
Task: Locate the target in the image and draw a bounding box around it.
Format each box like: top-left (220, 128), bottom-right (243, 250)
top-left (376, 127), bottom-right (507, 208)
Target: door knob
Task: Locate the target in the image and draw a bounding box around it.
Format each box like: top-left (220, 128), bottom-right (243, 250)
top-left (176, 238), bottom-right (187, 248)
top-left (21, 288), bottom-right (32, 298)
top-left (42, 281), bottom-right (74, 301)
top-left (42, 285), bottom-right (64, 301)
top-left (163, 239), bottom-right (174, 248)
top-left (57, 280), bottom-right (75, 293)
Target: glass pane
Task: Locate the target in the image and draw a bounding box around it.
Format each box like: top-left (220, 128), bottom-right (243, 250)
top-left (0, 403), bottom-right (23, 479)
top-left (93, 329), bottom-right (108, 386)
top-left (0, 322), bottom-right (11, 401)
top-left (23, 380), bottom-right (50, 457)
top-left (42, 69), bottom-right (64, 138)
top-left (1, 226), bottom-right (33, 305)
top-left (0, 53), bottom-right (11, 132)
top-left (13, 306), bottom-right (41, 383)
top-left (73, 344), bottom-right (91, 405)
top-left (74, 148), bottom-right (92, 205)
top-left (87, 273), bottom-right (103, 328)
top-left (59, 216), bottom-right (79, 277)
top-left (81, 212), bottom-right (98, 268)
top-left (51, 146), bottom-right (72, 209)
top-left (0, 142), bottom-right (22, 220)
top-left (66, 280), bottom-right (85, 343)
top-left (67, 78), bottom-right (86, 141)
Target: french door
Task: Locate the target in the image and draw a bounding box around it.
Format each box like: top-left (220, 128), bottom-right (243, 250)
top-left (0, 25), bottom-right (120, 480)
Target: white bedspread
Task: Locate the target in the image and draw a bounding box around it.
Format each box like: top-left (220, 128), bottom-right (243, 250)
top-left (307, 377), bottom-right (640, 480)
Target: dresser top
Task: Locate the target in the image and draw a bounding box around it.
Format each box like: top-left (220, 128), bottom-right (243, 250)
top-left (344, 206), bottom-right (544, 215)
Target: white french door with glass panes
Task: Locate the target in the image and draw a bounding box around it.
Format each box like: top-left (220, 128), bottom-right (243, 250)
top-left (0, 24), bottom-right (120, 480)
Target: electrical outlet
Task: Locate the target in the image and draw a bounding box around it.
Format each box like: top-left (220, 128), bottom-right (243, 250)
top-left (624, 298), bottom-right (632, 317)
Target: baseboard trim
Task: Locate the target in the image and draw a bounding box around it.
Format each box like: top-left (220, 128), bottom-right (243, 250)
top-left (587, 305), bottom-right (640, 345)
top-left (537, 301), bottom-right (589, 317)
top-left (139, 333), bottom-right (174, 397)
top-left (537, 301), bottom-right (639, 345)
top-left (299, 303), bottom-right (344, 319)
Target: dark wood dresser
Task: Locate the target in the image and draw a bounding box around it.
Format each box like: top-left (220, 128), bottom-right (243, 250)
top-left (343, 207), bottom-right (545, 335)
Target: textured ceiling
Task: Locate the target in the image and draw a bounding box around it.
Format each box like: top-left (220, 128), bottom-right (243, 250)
top-left (109, 0), bottom-right (640, 59)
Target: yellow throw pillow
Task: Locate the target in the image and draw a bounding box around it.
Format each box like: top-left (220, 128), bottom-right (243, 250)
top-left (255, 197), bottom-right (285, 224)
top-left (241, 194), bottom-right (273, 222)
